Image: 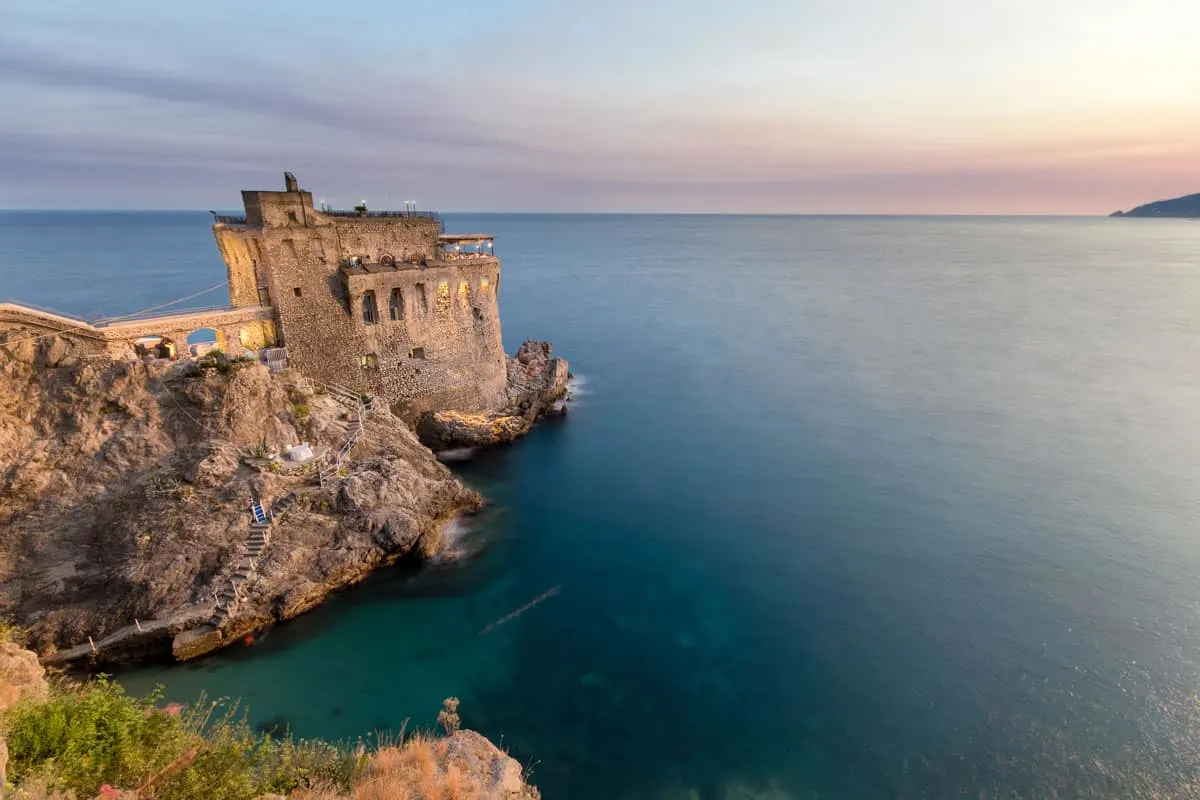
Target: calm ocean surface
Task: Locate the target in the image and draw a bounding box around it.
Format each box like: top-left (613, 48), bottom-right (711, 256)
top-left (3, 212), bottom-right (1200, 798)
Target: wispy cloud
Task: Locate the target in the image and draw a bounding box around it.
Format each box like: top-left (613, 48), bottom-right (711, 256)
top-left (1, 0), bottom-right (1199, 211)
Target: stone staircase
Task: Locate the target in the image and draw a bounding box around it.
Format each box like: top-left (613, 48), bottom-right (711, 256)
top-left (209, 492), bottom-right (300, 630)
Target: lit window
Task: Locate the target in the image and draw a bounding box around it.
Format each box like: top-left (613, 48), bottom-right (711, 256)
top-left (360, 353), bottom-right (377, 370)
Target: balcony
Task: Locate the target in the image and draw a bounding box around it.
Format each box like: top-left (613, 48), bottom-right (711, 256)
top-left (438, 234), bottom-right (495, 261)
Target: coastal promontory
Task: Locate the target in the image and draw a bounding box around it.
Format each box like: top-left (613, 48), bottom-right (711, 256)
top-left (1110, 192), bottom-right (1200, 218)
top-left (0, 330), bottom-right (482, 664)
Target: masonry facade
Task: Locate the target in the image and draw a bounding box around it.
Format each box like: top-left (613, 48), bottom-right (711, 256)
top-left (212, 173), bottom-right (507, 417)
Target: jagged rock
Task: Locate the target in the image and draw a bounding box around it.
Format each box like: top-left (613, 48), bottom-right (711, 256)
top-left (0, 335), bottom-right (481, 664)
top-left (436, 730), bottom-right (539, 800)
top-left (417, 340), bottom-right (569, 450)
top-left (507, 340), bottom-right (569, 405)
top-left (416, 411), bottom-right (530, 450)
top-left (184, 443), bottom-right (240, 487)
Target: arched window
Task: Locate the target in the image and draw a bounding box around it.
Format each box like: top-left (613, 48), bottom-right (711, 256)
top-left (389, 288), bottom-right (404, 321)
top-left (361, 291), bottom-right (379, 324)
top-left (380, 254), bottom-right (395, 266)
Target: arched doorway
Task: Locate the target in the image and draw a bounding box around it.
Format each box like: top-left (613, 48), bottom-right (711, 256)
top-left (187, 327), bottom-right (225, 357)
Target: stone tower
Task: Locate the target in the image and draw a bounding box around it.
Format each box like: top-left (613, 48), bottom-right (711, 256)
top-left (212, 173), bottom-right (506, 417)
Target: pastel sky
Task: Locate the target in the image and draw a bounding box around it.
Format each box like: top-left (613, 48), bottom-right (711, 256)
top-left (2, 0), bottom-right (1199, 212)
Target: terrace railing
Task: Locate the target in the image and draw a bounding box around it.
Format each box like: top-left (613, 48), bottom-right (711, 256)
top-left (322, 209), bottom-right (440, 220)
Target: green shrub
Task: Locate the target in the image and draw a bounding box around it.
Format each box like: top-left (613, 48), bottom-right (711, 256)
top-left (5, 679), bottom-right (191, 794)
top-left (293, 402), bottom-right (310, 421)
top-left (0, 615), bottom-right (20, 644)
top-left (3, 680), bottom-right (357, 800)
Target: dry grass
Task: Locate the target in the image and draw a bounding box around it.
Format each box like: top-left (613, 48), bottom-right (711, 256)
top-left (350, 734), bottom-right (478, 800)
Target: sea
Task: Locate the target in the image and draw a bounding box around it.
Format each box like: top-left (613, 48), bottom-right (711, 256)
top-left (3, 211), bottom-right (1200, 799)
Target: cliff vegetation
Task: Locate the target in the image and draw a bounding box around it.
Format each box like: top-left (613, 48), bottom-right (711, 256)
top-left (0, 628), bottom-right (537, 799)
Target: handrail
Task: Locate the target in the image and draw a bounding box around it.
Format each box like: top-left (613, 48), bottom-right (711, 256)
top-left (213, 215), bottom-right (248, 225)
top-left (95, 304), bottom-right (241, 325)
top-left (318, 386), bottom-right (372, 487)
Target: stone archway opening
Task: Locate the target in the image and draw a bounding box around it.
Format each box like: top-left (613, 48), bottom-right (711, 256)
top-left (133, 334), bottom-right (177, 361)
top-left (186, 327), bottom-right (225, 357)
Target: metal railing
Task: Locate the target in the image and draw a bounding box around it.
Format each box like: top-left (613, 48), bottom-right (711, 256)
top-left (264, 347), bottom-right (289, 372)
top-left (94, 304), bottom-right (240, 325)
top-left (322, 209), bottom-right (440, 220)
top-left (318, 384), bottom-right (374, 487)
top-left (213, 215), bottom-right (248, 225)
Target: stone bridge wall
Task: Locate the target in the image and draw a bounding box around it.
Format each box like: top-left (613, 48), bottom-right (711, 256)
top-left (0, 303), bottom-right (276, 357)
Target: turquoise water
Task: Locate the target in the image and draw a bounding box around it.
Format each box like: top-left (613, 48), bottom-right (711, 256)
top-left (4, 213), bottom-right (1200, 798)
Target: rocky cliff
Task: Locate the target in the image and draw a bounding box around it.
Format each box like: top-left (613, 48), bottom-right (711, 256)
top-left (0, 331), bottom-right (481, 663)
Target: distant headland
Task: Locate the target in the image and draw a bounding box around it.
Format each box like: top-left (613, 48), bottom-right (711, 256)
top-left (1110, 192), bottom-right (1200, 218)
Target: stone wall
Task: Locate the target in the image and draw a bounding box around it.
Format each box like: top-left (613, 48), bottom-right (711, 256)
top-left (212, 227), bottom-right (266, 308)
top-left (346, 257), bottom-right (506, 416)
top-left (0, 303), bottom-right (276, 358)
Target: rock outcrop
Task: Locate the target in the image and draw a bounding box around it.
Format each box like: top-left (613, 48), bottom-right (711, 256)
top-left (418, 340), bottom-right (569, 450)
top-left (352, 730), bottom-right (539, 800)
top-left (437, 730), bottom-right (539, 800)
top-left (0, 332), bottom-right (480, 664)
top-left (0, 641), bottom-right (48, 713)
top-left (0, 640), bottom-right (48, 787)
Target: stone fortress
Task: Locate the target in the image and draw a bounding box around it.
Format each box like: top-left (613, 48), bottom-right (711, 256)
top-left (0, 172), bottom-right (565, 429)
top-left (213, 173), bottom-right (509, 417)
